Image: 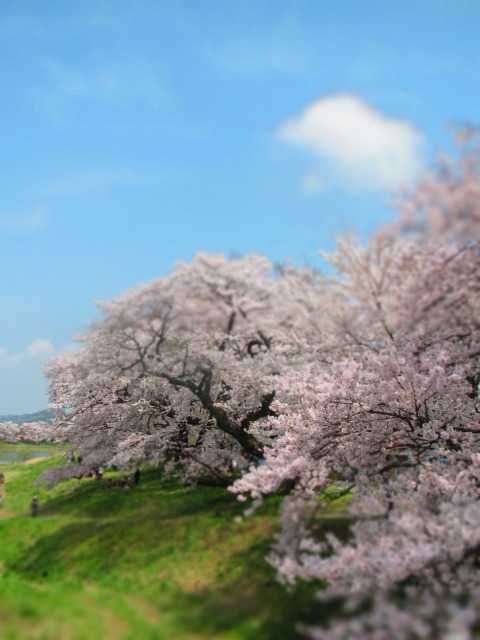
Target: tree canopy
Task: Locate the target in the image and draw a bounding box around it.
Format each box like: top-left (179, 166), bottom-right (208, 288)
top-left (37, 139), bottom-right (480, 638)
top-left (43, 252), bottom-right (328, 486)
top-left (233, 140), bottom-right (480, 638)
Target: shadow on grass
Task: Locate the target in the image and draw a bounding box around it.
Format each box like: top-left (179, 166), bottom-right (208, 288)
top-left (163, 514), bottom-right (351, 639)
top-left (151, 540), bottom-right (341, 640)
top-left (36, 467), bottom-right (244, 521)
top-left (8, 515), bottom-right (336, 639)
top-left (7, 469), bottom-right (257, 581)
top-left (9, 468), bottom-right (352, 639)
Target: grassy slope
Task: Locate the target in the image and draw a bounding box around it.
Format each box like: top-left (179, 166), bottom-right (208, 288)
top-left (0, 448), bottom-right (335, 640)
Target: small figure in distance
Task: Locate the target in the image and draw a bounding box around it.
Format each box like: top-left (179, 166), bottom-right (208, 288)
top-left (134, 468), bottom-right (141, 486)
top-left (31, 496), bottom-right (39, 517)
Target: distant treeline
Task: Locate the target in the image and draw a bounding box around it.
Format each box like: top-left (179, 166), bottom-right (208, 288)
top-left (0, 410), bottom-right (54, 425)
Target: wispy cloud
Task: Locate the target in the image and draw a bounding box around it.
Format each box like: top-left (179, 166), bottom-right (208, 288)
top-left (34, 55), bottom-right (170, 128)
top-left (0, 339), bottom-right (54, 366)
top-left (209, 39), bottom-right (307, 77)
top-left (39, 165), bottom-right (187, 198)
top-left (39, 55), bottom-right (168, 102)
top-left (278, 94), bottom-right (424, 191)
top-left (206, 14), bottom-right (308, 79)
top-left (0, 207), bottom-right (47, 232)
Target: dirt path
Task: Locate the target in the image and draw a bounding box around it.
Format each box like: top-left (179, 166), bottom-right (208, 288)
top-left (25, 457), bottom-right (49, 465)
top-left (0, 470), bottom-right (18, 516)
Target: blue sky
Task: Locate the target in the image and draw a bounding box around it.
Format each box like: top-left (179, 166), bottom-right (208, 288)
top-left (1, 0), bottom-right (479, 413)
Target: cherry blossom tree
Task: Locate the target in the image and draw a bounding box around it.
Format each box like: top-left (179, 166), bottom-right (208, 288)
top-left (42, 252), bottom-right (328, 486)
top-left (0, 420), bottom-right (58, 443)
top-left (233, 139), bottom-right (480, 638)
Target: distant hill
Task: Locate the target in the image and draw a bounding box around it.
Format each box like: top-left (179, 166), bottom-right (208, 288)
top-left (0, 410), bottom-right (54, 425)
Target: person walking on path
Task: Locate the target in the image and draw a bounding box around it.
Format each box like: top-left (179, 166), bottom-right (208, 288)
top-left (30, 496), bottom-right (39, 517)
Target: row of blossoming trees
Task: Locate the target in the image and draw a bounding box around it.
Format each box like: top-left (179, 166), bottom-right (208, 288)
top-left (0, 421), bottom-right (55, 443)
top-left (34, 140), bottom-right (480, 638)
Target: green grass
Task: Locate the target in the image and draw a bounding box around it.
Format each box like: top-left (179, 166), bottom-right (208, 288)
top-left (0, 448), bottom-right (345, 640)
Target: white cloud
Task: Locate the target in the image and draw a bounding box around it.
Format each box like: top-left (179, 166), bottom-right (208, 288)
top-left (0, 338), bottom-right (54, 366)
top-left (26, 339), bottom-right (54, 356)
top-left (0, 206), bottom-right (47, 232)
top-left (278, 94), bottom-right (424, 190)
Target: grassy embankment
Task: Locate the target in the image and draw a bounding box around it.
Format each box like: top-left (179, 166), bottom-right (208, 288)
top-left (0, 444), bottom-right (349, 640)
